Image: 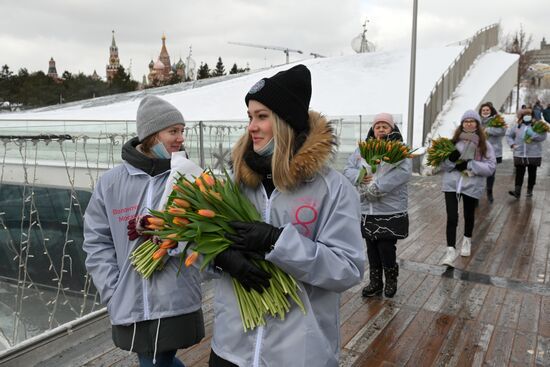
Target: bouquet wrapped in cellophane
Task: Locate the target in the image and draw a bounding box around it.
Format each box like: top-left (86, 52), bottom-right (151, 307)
top-left (131, 169), bottom-right (305, 331)
top-left (524, 120), bottom-right (550, 143)
top-left (426, 137), bottom-right (456, 167)
top-left (485, 115), bottom-right (507, 128)
top-left (356, 138), bottom-right (414, 183)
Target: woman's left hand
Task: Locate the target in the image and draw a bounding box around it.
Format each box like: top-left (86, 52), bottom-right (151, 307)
top-left (362, 175), bottom-right (373, 184)
top-left (226, 221), bottom-right (283, 253)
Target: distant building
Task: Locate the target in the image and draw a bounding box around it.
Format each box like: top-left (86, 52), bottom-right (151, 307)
top-left (173, 57), bottom-right (186, 80)
top-left (47, 57), bottom-right (58, 79)
top-left (147, 34), bottom-right (185, 87)
top-left (106, 30), bottom-right (120, 81)
top-left (91, 70), bottom-right (100, 81)
top-left (527, 37), bottom-right (550, 65)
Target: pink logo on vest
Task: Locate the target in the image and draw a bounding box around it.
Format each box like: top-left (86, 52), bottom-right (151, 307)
top-left (291, 197), bottom-right (319, 237)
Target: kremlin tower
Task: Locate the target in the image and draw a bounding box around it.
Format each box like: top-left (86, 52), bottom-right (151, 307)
top-left (106, 30), bottom-right (120, 81)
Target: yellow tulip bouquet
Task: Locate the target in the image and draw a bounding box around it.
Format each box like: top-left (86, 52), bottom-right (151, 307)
top-left (356, 138), bottom-right (414, 183)
top-left (426, 137), bottom-right (456, 167)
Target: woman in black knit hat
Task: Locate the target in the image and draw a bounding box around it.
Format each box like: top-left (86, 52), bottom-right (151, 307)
top-left (208, 65), bottom-right (365, 367)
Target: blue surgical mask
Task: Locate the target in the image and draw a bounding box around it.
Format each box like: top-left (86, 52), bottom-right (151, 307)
top-left (254, 137), bottom-right (275, 156)
top-left (151, 142), bottom-right (171, 159)
top-left (523, 115), bottom-right (532, 123)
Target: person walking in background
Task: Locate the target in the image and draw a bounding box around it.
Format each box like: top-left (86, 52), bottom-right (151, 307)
top-left (439, 110), bottom-right (496, 266)
top-left (506, 108), bottom-right (548, 198)
top-left (533, 100), bottom-right (543, 121)
top-left (542, 103), bottom-right (550, 123)
top-left (479, 102), bottom-right (506, 203)
top-left (208, 64), bottom-right (365, 367)
top-left (343, 113), bottom-right (411, 298)
top-left (83, 96), bottom-right (205, 367)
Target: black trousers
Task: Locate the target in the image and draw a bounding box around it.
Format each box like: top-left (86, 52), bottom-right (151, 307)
top-left (209, 350), bottom-right (238, 367)
top-left (365, 238), bottom-right (397, 268)
top-left (486, 156), bottom-right (502, 191)
top-left (515, 165), bottom-right (538, 189)
top-left (444, 192), bottom-right (477, 248)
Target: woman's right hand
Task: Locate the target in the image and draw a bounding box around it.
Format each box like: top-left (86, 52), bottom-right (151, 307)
top-left (362, 175), bottom-right (373, 184)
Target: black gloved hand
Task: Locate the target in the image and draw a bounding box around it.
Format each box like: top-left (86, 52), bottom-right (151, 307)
top-left (448, 149), bottom-right (461, 163)
top-left (225, 221), bottom-right (283, 254)
top-left (214, 249), bottom-right (271, 293)
top-left (127, 215), bottom-right (152, 241)
top-left (455, 160), bottom-right (469, 172)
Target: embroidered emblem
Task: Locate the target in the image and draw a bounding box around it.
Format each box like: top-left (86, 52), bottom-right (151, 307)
top-left (248, 79), bottom-right (265, 94)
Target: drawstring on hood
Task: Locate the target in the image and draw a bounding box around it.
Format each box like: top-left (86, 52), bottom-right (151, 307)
top-left (152, 318), bottom-right (161, 365)
top-left (128, 322), bottom-right (137, 355)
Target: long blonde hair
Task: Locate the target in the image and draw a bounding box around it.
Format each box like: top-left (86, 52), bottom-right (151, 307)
top-left (232, 113), bottom-right (299, 192)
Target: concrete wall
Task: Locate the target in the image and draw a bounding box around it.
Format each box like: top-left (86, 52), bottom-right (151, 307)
top-left (479, 58), bottom-right (519, 111)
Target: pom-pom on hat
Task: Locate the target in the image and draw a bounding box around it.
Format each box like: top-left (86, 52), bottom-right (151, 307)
top-left (461, 109), bottom-right (481, 123)
top-left (136, 96), bottom-right (185, 141)
top-left (372, 113), bottom-right (395, 129)
top-left (245, 64), bottom-right (312, 134)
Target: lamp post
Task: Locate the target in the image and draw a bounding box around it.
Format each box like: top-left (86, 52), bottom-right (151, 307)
top-left (407, 0), bottom-right (418, 147)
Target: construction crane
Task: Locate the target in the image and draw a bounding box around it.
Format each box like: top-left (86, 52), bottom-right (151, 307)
top-left (228, 41), bottom-right (303, 64)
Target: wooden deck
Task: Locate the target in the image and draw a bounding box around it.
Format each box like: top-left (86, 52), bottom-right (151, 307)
top-left (42, 147), bottom-right (550, 367)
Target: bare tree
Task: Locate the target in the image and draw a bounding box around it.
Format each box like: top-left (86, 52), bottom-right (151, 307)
top-left (503, 24), bottom-right (533, 110)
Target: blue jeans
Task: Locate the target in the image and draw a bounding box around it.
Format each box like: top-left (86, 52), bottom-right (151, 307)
top-left (137, 350), bottom-right (185, 367)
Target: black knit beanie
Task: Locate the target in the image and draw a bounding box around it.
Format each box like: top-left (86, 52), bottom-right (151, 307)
top-left (245, 64), bottom-right (312, 134)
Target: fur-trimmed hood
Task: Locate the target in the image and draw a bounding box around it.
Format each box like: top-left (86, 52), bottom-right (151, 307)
top-left (233, 111), bottom-right (337, 190)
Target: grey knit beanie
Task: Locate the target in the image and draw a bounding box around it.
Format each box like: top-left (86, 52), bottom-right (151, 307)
top-left (136, 96), bottom-right (185, 141)
top-left (461, 109), bottom-right (481, 123)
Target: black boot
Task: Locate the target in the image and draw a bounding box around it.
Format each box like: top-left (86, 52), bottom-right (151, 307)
top-left (526, 187), bottom-right (534, 197)
top-left (508, 186), bottom-right (521, 199)
top-left (383, 264), bottom-right (399, 298)
top-left (487, 189), bottom-right (494, 203)
top-left (362, 267), bottom-right (383, 297)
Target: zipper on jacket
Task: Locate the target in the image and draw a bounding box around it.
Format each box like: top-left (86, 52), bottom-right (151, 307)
top-left (252, 185), bottom-right (274, 367)
top-left (456, 175), bottom-right (463, 195)
top-left (142, 176), bottom-right (155, 320)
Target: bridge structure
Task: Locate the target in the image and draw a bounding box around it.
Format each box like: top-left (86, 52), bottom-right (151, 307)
top-left (1, 24), bottom-right (543, 366)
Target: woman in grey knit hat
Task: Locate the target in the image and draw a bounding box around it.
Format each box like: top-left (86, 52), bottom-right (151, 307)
top-left (83, 96), bottom-right (205, 367)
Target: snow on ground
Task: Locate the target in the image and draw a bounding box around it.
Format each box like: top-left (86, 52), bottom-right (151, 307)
top-left (430, 50), bottom-right (519, 139)
top-left (2, 46), bottom-right (519, 149)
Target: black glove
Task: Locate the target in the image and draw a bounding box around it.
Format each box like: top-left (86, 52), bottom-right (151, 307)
top-left (225, 221), bottom-right (283, 254)
top-left (214, 249), bottom-right (271, 293)
top-left (448, 149), bottom-right (461, 163)
top-left (127, 215), bottom-right (152, 241)
top-left (455, 160), bottom-right (469, 172)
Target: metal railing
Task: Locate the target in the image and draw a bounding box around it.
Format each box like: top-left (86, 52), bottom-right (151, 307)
top-left (422, 23), bottom-right (500, 144)
top-left (0, 114), bottom-right (402, 353)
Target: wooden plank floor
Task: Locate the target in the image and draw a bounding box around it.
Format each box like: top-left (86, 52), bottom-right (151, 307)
top-left (76, 145), bottom-right (550, 367)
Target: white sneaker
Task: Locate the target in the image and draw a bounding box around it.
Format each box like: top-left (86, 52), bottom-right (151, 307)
top-left (441, 247), bottom-right (458, 266)
top-left (460, 237), bottom-right (471, 257)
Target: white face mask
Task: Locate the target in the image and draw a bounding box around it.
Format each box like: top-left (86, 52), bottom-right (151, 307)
top-left (151, 142), bottom-right (172, 159)
top-left (481, 112), bottom-right (491, 118)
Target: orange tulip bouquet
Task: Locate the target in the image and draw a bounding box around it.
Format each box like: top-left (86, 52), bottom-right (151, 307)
top-left (130, 168), bottom-right (305, 331)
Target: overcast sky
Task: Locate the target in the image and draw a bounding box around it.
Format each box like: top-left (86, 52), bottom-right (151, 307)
top-left (1, 0), bottom-right (548, 82)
